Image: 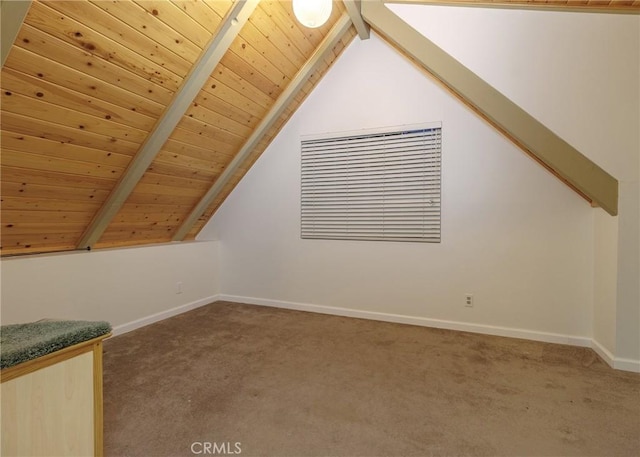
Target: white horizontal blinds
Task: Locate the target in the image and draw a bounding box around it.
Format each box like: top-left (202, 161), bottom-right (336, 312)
top-left (301, 124), bottom-right (442, 242)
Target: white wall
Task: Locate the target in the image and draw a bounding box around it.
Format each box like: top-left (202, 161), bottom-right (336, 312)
top-left (593, 210), bottom-right (618, 355)
top-left (0, 241), bottom-right (220, 332)
top-left (201, 28), bottom-right (599, 344)
top-left (201, 6), bottom-right (639, 363)
top-left (388, 3), bottom-right (640, 364)
top-left (388, 4), bottom-right (639, 175)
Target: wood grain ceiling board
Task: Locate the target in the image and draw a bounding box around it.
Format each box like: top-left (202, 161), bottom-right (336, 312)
top-left (0, 0), bottom-right (222, 255)
top-left (96, 1), bottom-right (350, 248)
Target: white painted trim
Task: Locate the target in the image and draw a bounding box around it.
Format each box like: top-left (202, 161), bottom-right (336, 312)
top-left (108, 294), bottom-right (640, 372)
top-left (592, 339), bottom-right (640, 373)
top-left (613, 358), bottom-right (640, 373)
top-left (218, 294), bottom-right (592, 347)
top-left (592, 338), bottom-right (616, 368)
top-left (111, 295), bottom-right (219, 336)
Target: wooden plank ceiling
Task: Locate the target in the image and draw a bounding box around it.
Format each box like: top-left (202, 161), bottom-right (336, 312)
top-left (1, 0), bottom-right (636, 257)
top-left (1, 0), bottom-right (356, 256)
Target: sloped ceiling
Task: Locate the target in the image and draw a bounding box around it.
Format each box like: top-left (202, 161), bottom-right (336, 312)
top-left (1, 0), bottom-right (356, 255)
top-left (1, 0), bottom-right (637, 257)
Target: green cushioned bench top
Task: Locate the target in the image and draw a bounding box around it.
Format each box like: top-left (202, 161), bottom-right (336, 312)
top-left (0, 320), bottom-right (112, 370)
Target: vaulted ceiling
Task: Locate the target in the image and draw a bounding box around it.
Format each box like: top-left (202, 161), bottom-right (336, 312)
top-left (1, 0), bottom-right (637, 257)
top-left (1, 0), bottom-right (355, 255)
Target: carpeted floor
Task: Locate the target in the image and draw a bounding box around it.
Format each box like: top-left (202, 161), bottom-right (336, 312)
top-left (103, 301), bottom-right (640, 457)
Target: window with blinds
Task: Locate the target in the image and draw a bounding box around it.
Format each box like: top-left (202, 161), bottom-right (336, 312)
top-left (301, 123), bottom-right (442, 242)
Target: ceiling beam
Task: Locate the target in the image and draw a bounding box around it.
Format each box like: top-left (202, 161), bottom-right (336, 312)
top-left (343, 1), bottom-right (370, 39)
top-left (362, 0), bottom-right (618, 215)
top-left (173, 13), bottom-right (354, 241)
top-left (1, 0), bottom-right (31, 68)
top-left (76, 0), bottom-right (260, 250)
top-left (389, 0), bottom-right (640, 14)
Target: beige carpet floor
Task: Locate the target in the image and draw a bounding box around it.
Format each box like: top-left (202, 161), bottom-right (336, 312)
top-left (103, 301), bottom-right (640, 456)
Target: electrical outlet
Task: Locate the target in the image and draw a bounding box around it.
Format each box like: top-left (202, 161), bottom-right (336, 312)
top-left (176, 282), bottom-right (183, 294)
top-left (465, 294), bottom-right (473, 307)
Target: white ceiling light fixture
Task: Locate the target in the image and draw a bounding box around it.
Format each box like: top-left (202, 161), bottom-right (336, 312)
top-left (292, 0), bottom-right (332, 29)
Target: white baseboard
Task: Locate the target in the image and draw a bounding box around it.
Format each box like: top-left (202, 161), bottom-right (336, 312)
top-left (110, 294), bottom-right (640, 373)
top-left (592, 339), bottom-right (640, 373)
top-left (112, 295), bottom-right (219, 336)
top-left (218, 294), bottom-right (592, 348)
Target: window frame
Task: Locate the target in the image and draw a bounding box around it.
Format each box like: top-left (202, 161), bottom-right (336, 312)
top-left (300, 122), bottom-right (442, 243)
